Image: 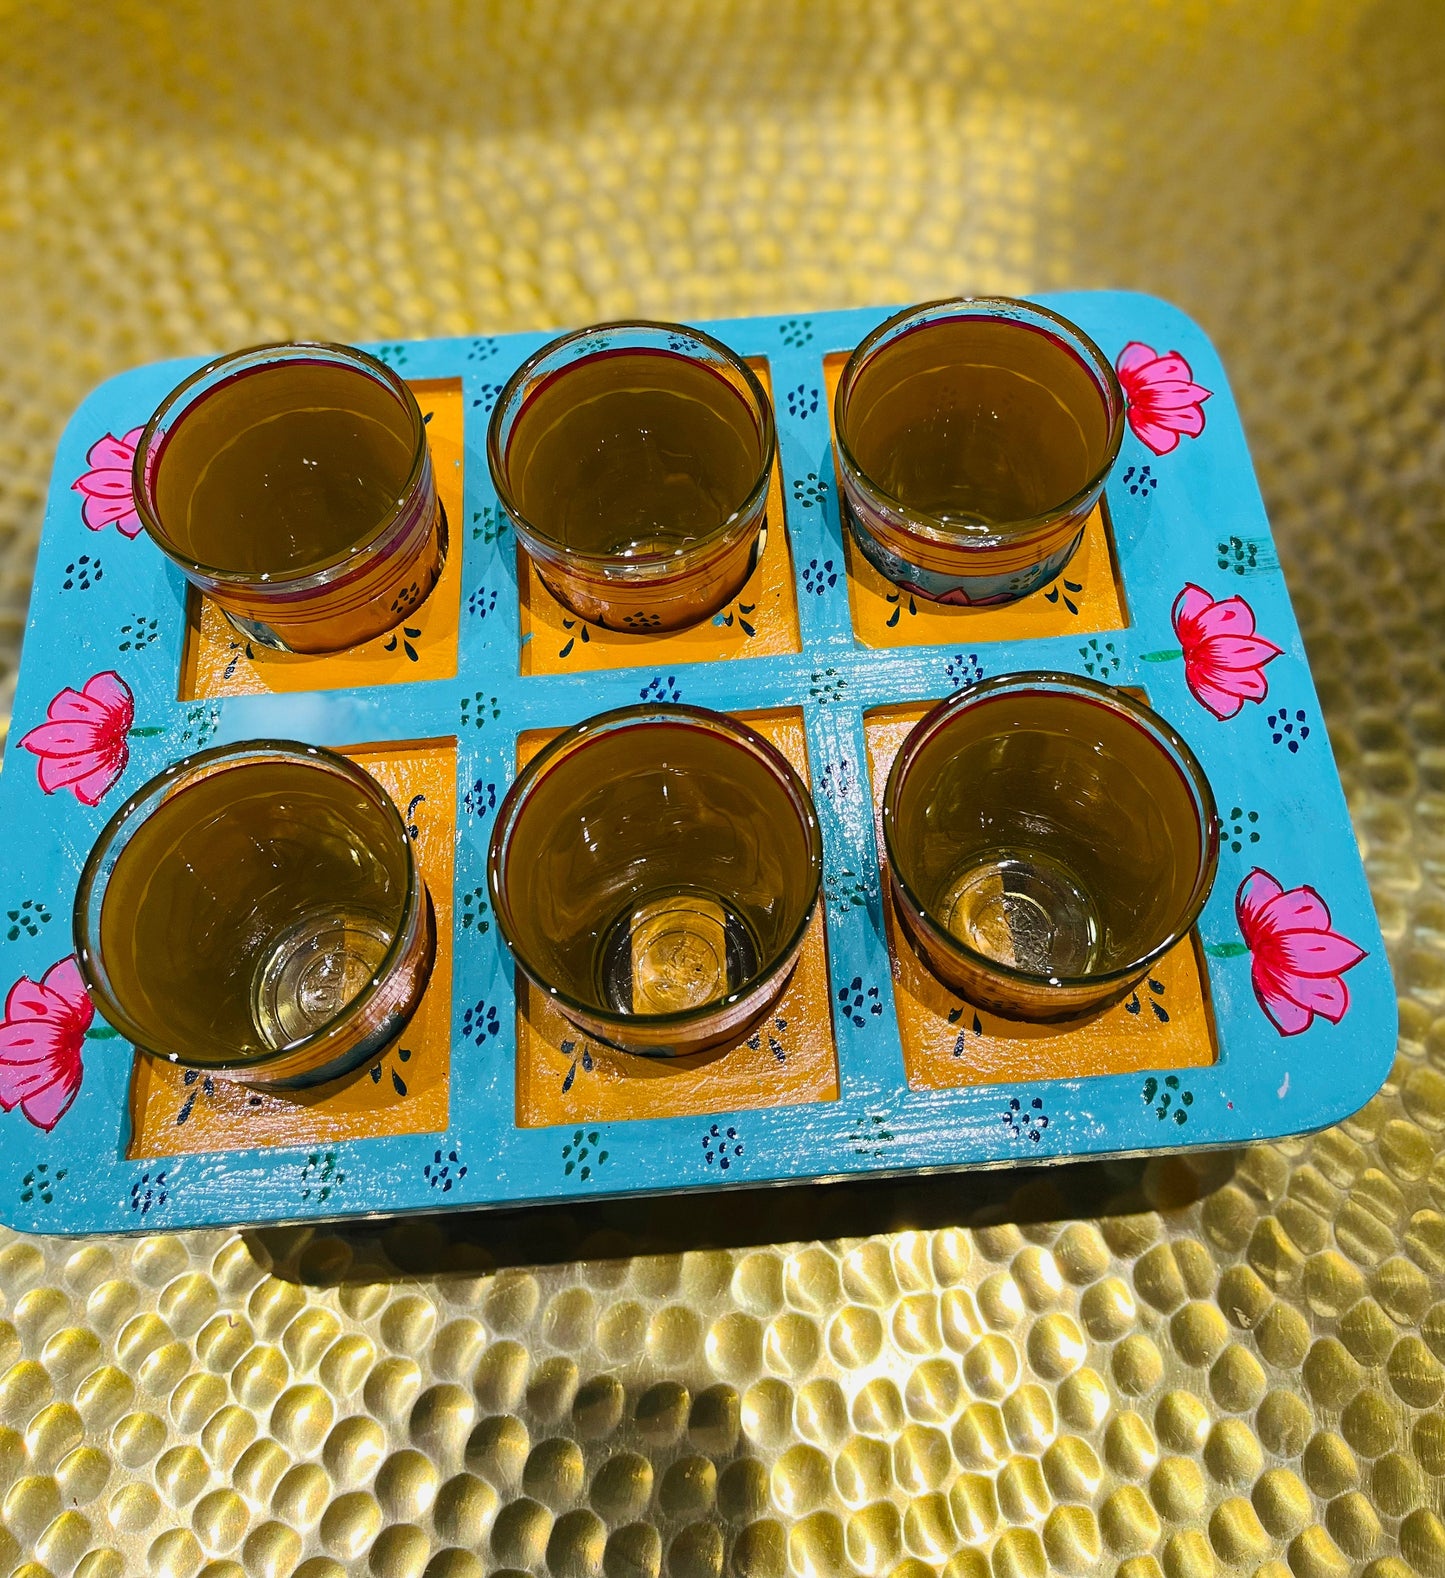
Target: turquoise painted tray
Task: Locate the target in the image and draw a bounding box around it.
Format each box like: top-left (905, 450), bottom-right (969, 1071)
top-left (0, 293), bottom-right (1395, 1235)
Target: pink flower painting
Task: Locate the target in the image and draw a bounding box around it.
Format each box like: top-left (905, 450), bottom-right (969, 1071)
top-left (72, 428), bottom-right (145, 538)
top-left (1172, 584), bottom-right (1281, 720)
top-left (20, 671), bottom-right (134, 806)
top-left (901, 581), bottom-right (975, 608)
top-left (1237, 870), bottom-right (1367, 1036)
top-left (0, 956), bottom-right (91, 1131)
top-left (1116, 342), bottom-right (1212, 456)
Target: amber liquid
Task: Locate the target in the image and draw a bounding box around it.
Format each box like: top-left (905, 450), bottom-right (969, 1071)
top-left (892, 691), bottom-right (1202, 979)
top-left (845, 318), bottom-right (1112, 529)
top-left (100, 762), bottom-right (411, 1064)
top-left (505, 349), bottom-right (764, 556)
top-left (153, 361), bottom-right (417, 574)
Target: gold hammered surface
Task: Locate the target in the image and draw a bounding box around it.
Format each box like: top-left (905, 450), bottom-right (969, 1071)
top-left (2, 2), bottom-right (1444, 1574)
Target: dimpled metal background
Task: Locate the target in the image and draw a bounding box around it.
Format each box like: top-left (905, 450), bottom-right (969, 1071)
top-left (1, 3), bottom-right (1444, 1576)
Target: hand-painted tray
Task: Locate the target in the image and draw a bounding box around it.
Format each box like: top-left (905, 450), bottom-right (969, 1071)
top-left (0, 293), bottom-right (1395, 1235)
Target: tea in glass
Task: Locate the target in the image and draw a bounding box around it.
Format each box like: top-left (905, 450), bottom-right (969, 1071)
top-left (489, 322), bottom-right (775, 632)
top-left (75, 743), bottom-right (434, 1087)
top-left (489, 704), bottom-right (820, 1055)
top-left (835, 299), bottom-right (1124, 606)
top-left (134, 342), bottom-right (445, 653)
top-left (883, 674), bottom-right (1217, 1020)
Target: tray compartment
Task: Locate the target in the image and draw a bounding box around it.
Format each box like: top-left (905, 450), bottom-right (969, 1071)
top-left (127, 736), bottom-right (459, 1155)
top-left (179, 377), bottom-right (467, 699)
top-left (820, 352), bottom-right (1130, 647)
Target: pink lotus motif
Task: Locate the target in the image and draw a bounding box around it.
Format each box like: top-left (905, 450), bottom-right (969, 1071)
top-left (1237, 870), bottom-right (1367, 1036)
top-left (1172, 584), bottom-right (1281, 720)
top-left (20, 671), bottom-right (134, 806)
top-left (1116, 342), bottom-right (1212, 456)
top-left (0, 956), bottom-right (91, 1131)
top-left (72, 428), bottom-right (145, 538)
top-left (901, 580), bottom-right (974, 608)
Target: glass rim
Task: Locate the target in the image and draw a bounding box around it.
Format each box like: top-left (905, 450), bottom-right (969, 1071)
top-left (72, 739), bottom-right (423, 1071)
top-left (882, 671), bottom-right (1220, 992)
top-left (131, 340), bottom-right (430, 586)
top-left (833, 296), bottom-right (1128, 547)
top-left (486, 319), bottom-right (778, 570)
top-left (487, 702), bottom-right (822, 1032)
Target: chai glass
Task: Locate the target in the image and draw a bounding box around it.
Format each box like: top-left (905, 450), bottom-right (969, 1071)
top-left (835, 298), bottom-right (1125, 606)
top-left (488, 704), bottom-right (821, 1056)
top-left (74, 742), bottom-right (435, 1088)
top-left (133, 341), bottom-right (446, 653)
top-left (488, 322), bottom-right (776, 632)
top-left (883, 673), bottom-right (1218, 1021)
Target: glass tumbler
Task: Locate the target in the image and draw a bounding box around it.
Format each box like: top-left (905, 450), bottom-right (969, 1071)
top-left (488, 321), bottom-right (776, 633)
top-left (133, 341), bottom-right (446, 654)
top-left (835, 298), bottom-right (1125, 606)
top-left (75, 742), bottom-right (435, 1088)
top-left (489, 704), bottom-right (821, 1056)
top-left (883, 673), bottom-right (1218, 1021)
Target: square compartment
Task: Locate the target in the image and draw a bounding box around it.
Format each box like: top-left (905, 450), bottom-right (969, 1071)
top-left (178, 377), bottom-right (465, 699)
top-left (126, 736), bottom-right (458, 1154)
top-left (862, 701), bottom-right (1218, 1089)
top-left (821, 352), bottom-right (1129, 647)
top-left (513, 706), bottom-right (839, 1125)
top-left (517, 359), bottom-right (801, 676)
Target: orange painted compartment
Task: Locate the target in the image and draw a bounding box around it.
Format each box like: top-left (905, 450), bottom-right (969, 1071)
top-left (127, 738), bottom-right (457, 1154)
top-left (179, 378), bottom-right (466, 699)
top-left (821, 352), bottom-right (1129, 647)
top-left (518, 360), bottom-right (801, 676)
top-left (514, 708), bottom-right (839, 1126)
top-left (863, 703), bottom-right (1218, 1089)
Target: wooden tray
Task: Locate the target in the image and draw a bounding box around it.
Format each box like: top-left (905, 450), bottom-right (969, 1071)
top-left (0, 293), bottom-right (1394, 1233)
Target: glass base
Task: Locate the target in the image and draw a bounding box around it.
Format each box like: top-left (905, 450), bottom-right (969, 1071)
top-left (843, 497), bottom-right (1082, 607)
top-left (216, 499), bottom-right (450, 654)
top-left (597, 888), bottom-right (760, 1015)
top-left (937, 852), bottom-right (1099, 979)
top-left (253, 908), bottom-right (394, 1049)
top-left (534, 520), bottom-right (766, 636)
